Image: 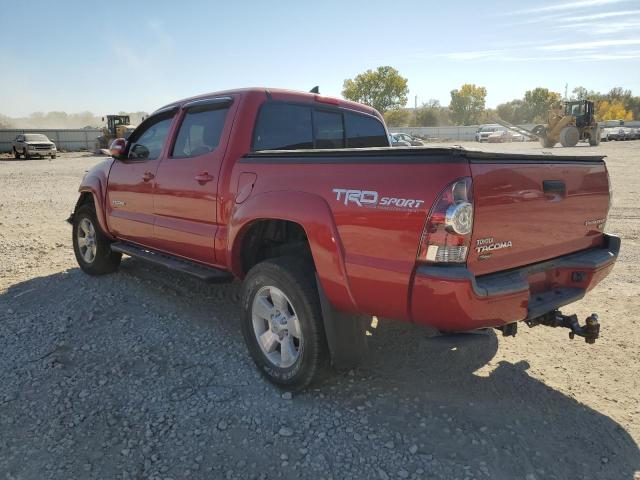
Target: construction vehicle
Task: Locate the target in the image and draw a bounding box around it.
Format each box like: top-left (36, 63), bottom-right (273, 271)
top-left (532, 100), bottom-right (600, 148)
top-left (95, 115), bottom-right (137, 153)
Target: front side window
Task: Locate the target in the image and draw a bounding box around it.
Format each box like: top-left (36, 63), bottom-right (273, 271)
top-left (172, 107), bottom-right (229, 158)
top-left (253, 104), bottom-right (313, 151)
top-left (314, 110), bottom-right (344, 148)
top-left (128, 116), bottom-right (174, 161)
top-left (344, 112), bottom-right (387, 148)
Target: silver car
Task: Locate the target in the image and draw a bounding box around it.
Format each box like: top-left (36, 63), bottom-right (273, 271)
top-left (12, 133), bottom-right (57, 159)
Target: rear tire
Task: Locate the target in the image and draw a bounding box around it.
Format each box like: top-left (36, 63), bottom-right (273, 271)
top-left (589, 126), bottom-right (601, 146)
top-left (72, 203), bottom-right (121, 275)
top-left (13, 148), bottom-right (20, 159)
top-left (241, 256), bottom-right (329, 391)
top-left (559, 126), bottom-right (580, 147)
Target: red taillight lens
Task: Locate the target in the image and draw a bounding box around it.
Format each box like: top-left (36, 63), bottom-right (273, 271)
top-left (418, 177), bottom-right (474, 263)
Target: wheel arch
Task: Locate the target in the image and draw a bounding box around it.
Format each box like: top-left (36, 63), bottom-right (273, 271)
top-left (228, 191), bottom-right (357, 313)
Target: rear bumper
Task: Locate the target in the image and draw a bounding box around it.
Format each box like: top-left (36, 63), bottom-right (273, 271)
top-left (410, 234), bottom-right (620, 331)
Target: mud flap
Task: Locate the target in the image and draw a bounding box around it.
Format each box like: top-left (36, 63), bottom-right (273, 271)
top-left (315, 274), bottom-right (369, 369)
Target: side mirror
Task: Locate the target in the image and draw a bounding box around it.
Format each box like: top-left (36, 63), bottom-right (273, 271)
top-left (109, 138), bottom-right (127, 158)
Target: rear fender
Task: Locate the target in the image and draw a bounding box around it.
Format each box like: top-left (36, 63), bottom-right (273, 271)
top-left (228, 191), bottom-right (357, 313)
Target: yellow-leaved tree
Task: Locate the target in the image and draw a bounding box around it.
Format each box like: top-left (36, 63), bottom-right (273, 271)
top-left (597, 100), bottom-right (633, 121)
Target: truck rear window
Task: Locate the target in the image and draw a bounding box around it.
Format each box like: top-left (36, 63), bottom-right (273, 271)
top-left (252, 102), bottom-right (387, 151)
top-left (344, 112), bottom-right (387, 148)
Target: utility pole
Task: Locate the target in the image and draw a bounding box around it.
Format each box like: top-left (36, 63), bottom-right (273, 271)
top-left (414, 95), bottom-right (418, 126)
top-left (564, 83), bottom-right (568, 101)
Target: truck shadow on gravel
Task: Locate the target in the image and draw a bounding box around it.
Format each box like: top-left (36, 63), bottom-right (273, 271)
top-left (1, 260), bottom-right (638, 480)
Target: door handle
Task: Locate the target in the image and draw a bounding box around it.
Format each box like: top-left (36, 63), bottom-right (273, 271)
top-left (142, 171), bottom-right (155, 182)
top-left (194, 172), bottom-right (215, 184)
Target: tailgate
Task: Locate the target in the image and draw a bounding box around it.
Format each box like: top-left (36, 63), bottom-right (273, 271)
top-left (468, 156), bottom-right (610, 276)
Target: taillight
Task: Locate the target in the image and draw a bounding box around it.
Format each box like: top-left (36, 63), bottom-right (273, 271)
top-left (418, 177), bottom-right (474, 263)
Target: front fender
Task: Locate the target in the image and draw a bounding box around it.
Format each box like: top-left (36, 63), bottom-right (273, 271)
top-left (227, 190), bottom-right (358, 313)
top-left (75, 158), bottom-right (114, 238)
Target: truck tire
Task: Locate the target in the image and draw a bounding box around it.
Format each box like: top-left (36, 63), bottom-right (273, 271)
top-left (241, 256), bottom-right (329, 391)
top-left (72, 203), bottom-right (121, 275)
top-left (589, 126), bottom-right (601, 146)
top-left (13, 148), bottom-right (20, 159)
top-left (559, 126), bottom-right (579, 147)
top-left (539, 135), bottom-right (555, 148)
top-left (23, 148), bottom-right (30, 160)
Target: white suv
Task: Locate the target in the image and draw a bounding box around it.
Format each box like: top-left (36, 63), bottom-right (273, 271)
top-left (12, 133), bottom-right (57, 159)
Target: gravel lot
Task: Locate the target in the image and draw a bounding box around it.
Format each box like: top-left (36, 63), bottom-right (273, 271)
top-left (1, 141), bottom-right (639, 480)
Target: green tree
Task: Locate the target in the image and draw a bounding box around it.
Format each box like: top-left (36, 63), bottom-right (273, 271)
top-left (383, 109), bottom-right (410, 127)
top-left (449, 84), bottom-right (487, 125)
top-left (342, 66), bottom-right (409, 113)
top-left (571, 86), bottom-right (588, 100)
top-left (496, 99), bottom-right (529, 124)
top-left (523, 88), bottom-right (562, 123)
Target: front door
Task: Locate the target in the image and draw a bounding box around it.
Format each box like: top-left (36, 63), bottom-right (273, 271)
top-left (106, 110), bottom-right (176, 246)
top-left (152, 97), bottom-right (235, 265)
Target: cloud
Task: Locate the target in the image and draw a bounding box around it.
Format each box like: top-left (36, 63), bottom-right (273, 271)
top-left (507, 0), bottom-right (629, 15)
top-left (438, 49), bottom-right (506, 60)
top-left (556, 20), bottom-right (640, 35)
top-left (537, 38), bottom-right (640, 51)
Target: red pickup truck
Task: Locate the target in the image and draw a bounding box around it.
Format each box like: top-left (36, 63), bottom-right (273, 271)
top-left (69, 88), bottom-right (619, 390)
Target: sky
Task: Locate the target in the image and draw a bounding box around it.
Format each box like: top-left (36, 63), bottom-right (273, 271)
top-left (1, 0), bottom-right (639, 117)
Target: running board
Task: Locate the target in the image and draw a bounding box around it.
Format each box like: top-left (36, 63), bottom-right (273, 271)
top-left (111, 242), bottom-right (233, 283)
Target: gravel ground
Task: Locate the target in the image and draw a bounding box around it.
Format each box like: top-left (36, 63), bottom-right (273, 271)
top-left (1, 142), bottom-right (639, 480)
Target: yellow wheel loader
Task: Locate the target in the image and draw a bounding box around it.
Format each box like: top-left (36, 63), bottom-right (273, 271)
top-left (532, 100), bottom-right (600, 148)
top-left (95, 115), bottom-right (137, 153)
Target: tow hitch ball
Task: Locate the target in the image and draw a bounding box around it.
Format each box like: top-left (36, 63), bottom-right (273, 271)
top-left (527, 311), bottom-right (600, 344)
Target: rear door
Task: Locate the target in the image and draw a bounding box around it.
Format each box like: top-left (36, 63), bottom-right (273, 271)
top-left (151, 96), bottom-right (236, 265)
top-left (468, 156), bottom-right (610, 276)
top-left (106, 109), bottom-right (177, 245)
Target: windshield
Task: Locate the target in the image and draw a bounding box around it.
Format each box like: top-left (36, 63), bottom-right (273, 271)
top-left (24, 134), bottom-right (50, 142)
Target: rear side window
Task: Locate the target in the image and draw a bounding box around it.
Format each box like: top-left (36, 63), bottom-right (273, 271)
top-left (172, 107), bottom-right (229, 158)
top-left (253, 104), bottom-right (313, 150)
top-left (345, 112), bottom-right (387, 147)
top-left (314, 110), bottom-right (344, 148)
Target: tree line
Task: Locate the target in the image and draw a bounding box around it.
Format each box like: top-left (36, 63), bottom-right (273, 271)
top-left (342, 66), bottom-right (640, 127)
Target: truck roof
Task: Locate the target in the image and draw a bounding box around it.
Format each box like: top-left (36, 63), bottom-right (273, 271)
top-left (155, 87), bottom-right (380, 118)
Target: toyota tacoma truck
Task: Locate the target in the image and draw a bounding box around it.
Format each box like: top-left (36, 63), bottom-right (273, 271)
top-left (68, 88), bottom-right (619, 390)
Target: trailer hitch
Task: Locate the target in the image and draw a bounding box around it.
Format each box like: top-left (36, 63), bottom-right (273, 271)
top-left (527, 310), bottom-right (600, 344)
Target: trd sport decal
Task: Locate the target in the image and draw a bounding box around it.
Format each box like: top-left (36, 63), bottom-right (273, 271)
top-left (332, 188), bottom-right (425, 210)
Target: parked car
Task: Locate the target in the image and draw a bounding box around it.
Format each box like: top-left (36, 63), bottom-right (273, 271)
top-left (621, 127), bottom-right (636, 140)
top-left (68, 87), bottom-right (618, 390)
top-left (600, 128), bottom-right (610, 142)
top-left (475, 124), bottom-right (504, 142)
top-left (607, 128), bottom-right (625, 141)
top-left (486, 129), bottom-right (526, 143)
top-left (12, 133), bottom-right (57, 159)
top-left (389, 134), bottom-right (410, 147)
top-left (391, 132), bottom-right (424, 146)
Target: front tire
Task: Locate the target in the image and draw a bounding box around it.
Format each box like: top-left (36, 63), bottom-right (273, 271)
top-left (23, 148), bottom-right (30, 160)
top-left (72, 203), bottom-right (121, 275)
top-left (559, 126), bottom-right (580, 147)
top-left (539, 135), bottom-right (555, 148)
top-left (241, 257), bottom-right (328, 391)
